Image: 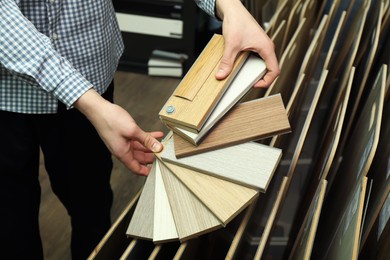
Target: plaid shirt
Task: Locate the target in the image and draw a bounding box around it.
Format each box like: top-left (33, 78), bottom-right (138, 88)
top-left (0, 0), bottom-right (215, 114)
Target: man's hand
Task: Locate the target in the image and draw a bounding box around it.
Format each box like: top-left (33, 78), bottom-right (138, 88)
top-left (75, 89), bottom-right (163, 176)
top-left (215, 0), bottom-right (280, 88)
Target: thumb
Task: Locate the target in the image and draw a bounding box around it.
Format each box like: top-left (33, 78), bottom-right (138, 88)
top-left (135, 129), bottom-right (163, 153)
top-left (216, 46), bottom-right (238, 80)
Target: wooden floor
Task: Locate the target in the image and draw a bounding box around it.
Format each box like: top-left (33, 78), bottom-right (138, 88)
top-left (39, 71), bottom-right (179, 259)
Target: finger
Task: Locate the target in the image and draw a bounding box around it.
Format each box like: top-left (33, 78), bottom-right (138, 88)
top-left (131, 131), bottom-right (164, 152)
top-left (254, 45), bottom-right (280, 88)
top-left (133, 128), bottom-right (163, 153)
top-left (120, 155), bottom-right (151, 176)
top-left (149, 131), bottom-right (165, 139)
top-left (216, 43), bottom-right (239, 80)
top-left (133, 150), bottom-right (156, 164)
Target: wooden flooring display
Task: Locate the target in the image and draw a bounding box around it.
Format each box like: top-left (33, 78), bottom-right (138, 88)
top-left (161, 137), bottom-right (282, 191)
top-left (171, 54), bottom-right (267, 144)
top-left (173, 94), bottom-right (290, 157)
top-left (159, 34), bottom-right (248, 132)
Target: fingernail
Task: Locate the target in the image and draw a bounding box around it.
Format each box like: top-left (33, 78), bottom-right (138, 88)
top-left (216, 68), bottom-right (225, 77)
top-left (152, 142), bottom-right (162, 153)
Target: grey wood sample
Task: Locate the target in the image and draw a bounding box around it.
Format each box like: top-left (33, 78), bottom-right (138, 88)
top-left (126, 162), bottom-right (157, 240)
top-left (153, 160), bottom-right (178, 243)
top-left (161, 137), bottom-right (282, 191)
top-left (157, 160), bottom-right (222, 241)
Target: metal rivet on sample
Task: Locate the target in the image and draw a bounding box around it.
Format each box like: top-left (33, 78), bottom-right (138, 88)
top-left (166, 105), bottom-right (175, 114)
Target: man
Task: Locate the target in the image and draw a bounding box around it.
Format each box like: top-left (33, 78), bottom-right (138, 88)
top-left (0, 0), bottom-right (279, 259)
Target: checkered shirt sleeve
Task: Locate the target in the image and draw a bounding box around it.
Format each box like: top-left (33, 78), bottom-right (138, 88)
top-left (194, 0), bottom-right (216, 17)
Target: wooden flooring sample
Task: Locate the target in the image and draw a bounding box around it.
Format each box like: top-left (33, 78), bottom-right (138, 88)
top-left (161, 137), bottom-right (282, 191)
top-left (157, 160), bottom-right (222, 241)
top-left (161, 160), bottom-right (259, 224)
top-left (126, 162), bottom-right (156, 240)
top-left (159, 34), bottom-right (248, 131)
top-left (173, 94), bottom-right (290, 158)
top-left (153, 160), bottom-right (178, 243)
top-left (171, 54), bottom-right (267, 143)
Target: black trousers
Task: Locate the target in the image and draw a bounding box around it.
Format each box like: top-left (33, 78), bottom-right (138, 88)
top-left (0, 84), bottom-right (114, 259)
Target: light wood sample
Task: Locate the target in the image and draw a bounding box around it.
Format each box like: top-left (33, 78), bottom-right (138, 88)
top-left (157, 160), bottom-right (222, 241)
top-left (153, 160), bottom-right (178, 243)
top-left (171, 54), bottom-right (267, 143)
top-left (160, 160), bottom-right (258, 224)
top-left (159, 34), bottom-right (248, 131)
top-left (126, 163), bottom-right (156, 240)
top-left (161, 137), bottom-right (282, 191)
top-left (173, 94), bottom-right (290, 157)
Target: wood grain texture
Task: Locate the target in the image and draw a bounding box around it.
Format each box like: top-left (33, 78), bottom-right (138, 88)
top-left (289, 180), bottom-right (327, 260)
top-left (171, 54), bottom-right (267, 143)
top-left (161, 160), bottom-right (258, 224)
top-left (159, 34), bottom-right (249, 131)
top-left (153, 160), bottom-right (178, 243)
top-left (173, 94), bottom-right (290, 158)
top-left (157, 160), bottom-right (222, 241)
top-left (161, 137), bottom-right (282, 191)
top-left (126, 163), bottom-right (156, 240)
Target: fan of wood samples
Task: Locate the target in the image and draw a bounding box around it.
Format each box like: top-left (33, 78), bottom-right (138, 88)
top-left (126, 34), bottom-right (291, 243)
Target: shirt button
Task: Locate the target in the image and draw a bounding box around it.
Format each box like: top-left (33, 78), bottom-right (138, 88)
top-left (50, 0), bottom-right (56, 4)
top-left (52, 33), bottom-right (58, 41)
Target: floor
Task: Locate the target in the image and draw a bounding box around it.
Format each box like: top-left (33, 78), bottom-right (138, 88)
top-left (38, 71), bottom-right (179, 259)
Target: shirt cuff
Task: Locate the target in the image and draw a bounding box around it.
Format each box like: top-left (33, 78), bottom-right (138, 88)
top-left (52, 72), bottom-right (93, 109)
